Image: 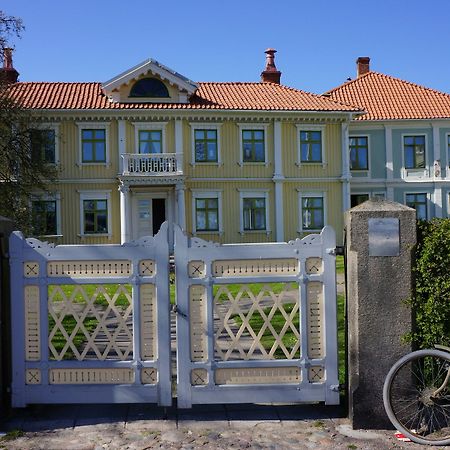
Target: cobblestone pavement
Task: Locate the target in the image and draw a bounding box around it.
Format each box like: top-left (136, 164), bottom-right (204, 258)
top-left (0, 403), bottom-right (445, 450)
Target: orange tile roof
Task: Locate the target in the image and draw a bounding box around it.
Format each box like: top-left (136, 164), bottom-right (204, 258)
top-left (6, 81), bottom-right (359, 112)
top-left (326, 72), bottom-right (450, 120)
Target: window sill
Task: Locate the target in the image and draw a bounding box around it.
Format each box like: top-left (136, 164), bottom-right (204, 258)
top-left (240, 230), bottom-right (272, 236)
top-left (297, 229), bottom-right (322, 233)
top-left (36, 234), bottom-right (63, 238)
top-left (193, 230), bottom-right (223, 236)
top-left (191, 162), bottom-right (221, 166)
top-left (296, 162), bottom-right (324, 166)
top-left (78, 233), bottom-right (112, 238)
top-left (238, 162), bottom-right (269, 167)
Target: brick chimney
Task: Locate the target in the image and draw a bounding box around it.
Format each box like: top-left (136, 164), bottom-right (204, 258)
top-left (356, 57), bottom-right (370, 78)
top-left (0, 48), bottom-right (19, 83)
top-left (261, 48), bottom-right (281, 84)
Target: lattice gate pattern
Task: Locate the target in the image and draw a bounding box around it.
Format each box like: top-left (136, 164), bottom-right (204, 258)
top-left (175, 225), bottom-right (339, 407)
top-left (10, 224), bottom-right (171, 407)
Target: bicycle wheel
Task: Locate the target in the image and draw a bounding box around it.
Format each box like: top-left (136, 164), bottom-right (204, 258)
top-left (383, 349), bottom-right (450, 446)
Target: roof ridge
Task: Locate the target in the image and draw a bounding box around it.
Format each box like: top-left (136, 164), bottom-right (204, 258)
top-left (326, 71), bottom-right (450, 98)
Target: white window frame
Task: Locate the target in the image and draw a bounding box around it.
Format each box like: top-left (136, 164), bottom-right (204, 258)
top-left (190, 123), bottom-right (222, 165)
top-left (191, 189), bottom-right (223, 235)
top-left (297, 191), bottom-right (327, 233)
top-left (132, 122), bottom-right (168, 154)
top-left (78, 190), bottom-right (112, 238)
top-left (30, 192), bottom-right (62, 237)
top-left (401, 133), bottom-right (429, 179)
top-left (349, 134), bottom-right (370, 175)
top-left (76, 122), bottom-right (111, 167)
top-left (296, 124), bottom-right (326, 167)
top-left (237, 123), bottom-right (269, 166)
top-left (238, 189), bottom-right (271, 235)
top-left (30, 123), bottom-right (60, 165)
top-left (404, 191), bottom-right (430, 220)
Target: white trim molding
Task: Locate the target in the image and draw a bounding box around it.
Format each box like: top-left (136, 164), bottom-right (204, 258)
top-left (78, 190), bottom-right (112, 238)
top-left (238, 189), bottom-right (271, 235)
top-left (297, 190), bottom-right (327, 233)
top-left (132, 121), bottom-right (168, 154)
top-left (189, 122), bottom-right (223, 166)
top-left (296, 124), bottom-right (326, 167)
top-left (237, 123), bottom-right (269, 166)
top-left (385, 126), bottom-right (393, 180)
top-left (191, 189), bottom-right (223, 235)
top-left (76, 122), bottom-right (111, 167)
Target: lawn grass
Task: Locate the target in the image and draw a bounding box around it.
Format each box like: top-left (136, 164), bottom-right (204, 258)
top-left (336, 255), bottom-right (345, 275)
top-left (48, 283), bottom-right (132, 359)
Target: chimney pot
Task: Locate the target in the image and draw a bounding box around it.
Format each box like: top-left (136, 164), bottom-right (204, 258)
top-left (261, 48), bottom-right (281, 84)
top-left (0, 47), bottom-right (19, 83)
top-left (356, 56), bottom-right (370, 77)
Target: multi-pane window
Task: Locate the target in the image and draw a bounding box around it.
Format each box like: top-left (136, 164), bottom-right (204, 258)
top-left (195, 198), bottom-right (219, 231)
top-left (300, 131), bottom-right (322, 163)
top-left (351, 194), bottom-right (369, 208)
top-left (243, 198), bottom-right (266, 230)
top-left (31, 129), bottom-right (56, 163)
top-left (301, 197), bottom-right (324, 230)
top-left (139, 130), bottom-right (162, 154)
top-left (404, 136), bottom-right (425, 169)
top-left (83, 199), bottom-right (108, 234)
top-left (82, 129), bottom-right (106, 163)
top-left (242, 130), bottom-right (265, 162)
top-left (350, 136), bottom-right (368, 170)
top-left (31, 200), bottom-right (57, 236)
top-left (406, 193), bottom-right (427, 220)
top-left (194, 130), bottom-right (218, 162)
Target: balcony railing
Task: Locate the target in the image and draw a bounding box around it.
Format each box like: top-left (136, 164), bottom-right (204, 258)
top-left (122, 153), bottom-right (183, 176)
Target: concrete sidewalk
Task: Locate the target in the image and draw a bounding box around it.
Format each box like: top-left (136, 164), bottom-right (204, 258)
top-left (0, 402), bottom-right (439, 449)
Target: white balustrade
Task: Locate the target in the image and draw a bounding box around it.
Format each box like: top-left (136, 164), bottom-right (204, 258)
top-left (122, 153), bottom-right (183, 176)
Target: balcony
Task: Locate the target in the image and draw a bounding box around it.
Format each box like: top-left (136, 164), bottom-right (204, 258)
top-left (121, 153), bottom-right (183, 177)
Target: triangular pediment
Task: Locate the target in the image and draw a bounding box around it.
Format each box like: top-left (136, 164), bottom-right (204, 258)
top-left (102, 58), bottom-right (198, 104)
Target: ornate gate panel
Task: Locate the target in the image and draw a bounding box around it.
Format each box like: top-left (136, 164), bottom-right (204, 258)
top-left (174, 225), bottom-right (339, 408)
top-left (10, 224), bottom-right (171, 407)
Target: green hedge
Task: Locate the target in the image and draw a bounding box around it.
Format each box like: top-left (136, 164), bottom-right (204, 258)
top-left (405, 219), bottom-right (450, 349)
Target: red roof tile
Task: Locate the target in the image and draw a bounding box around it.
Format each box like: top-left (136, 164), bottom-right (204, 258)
top-left (326, 72), bottom-right (450, 120)
top-left (6, 81), bottom-right (359, 112)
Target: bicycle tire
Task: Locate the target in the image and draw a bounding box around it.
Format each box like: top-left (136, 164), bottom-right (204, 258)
top-left (383, 349), bottom-right (450, 446)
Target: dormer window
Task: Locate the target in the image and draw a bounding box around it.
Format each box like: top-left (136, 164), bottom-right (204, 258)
top-left (129, 77), bottom-right (170, 98)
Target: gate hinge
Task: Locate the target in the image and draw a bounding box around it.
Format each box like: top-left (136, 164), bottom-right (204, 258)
top-left (328, 246), bottom-right (344, 256)
top-left (171, 304), bottom-right (187, 318)
top-left (329, 384), bottom-right (340, 392)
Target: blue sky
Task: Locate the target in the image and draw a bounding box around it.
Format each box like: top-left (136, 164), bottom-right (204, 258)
top-left (4, 0), bottom-right (450, 94)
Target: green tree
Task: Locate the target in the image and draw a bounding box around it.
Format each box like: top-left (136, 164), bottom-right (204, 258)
top-left (0, 11), bottom-right (57, 233)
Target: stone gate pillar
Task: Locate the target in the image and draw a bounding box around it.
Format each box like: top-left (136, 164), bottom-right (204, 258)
top-left (345, 199), bottom-right (416, 429)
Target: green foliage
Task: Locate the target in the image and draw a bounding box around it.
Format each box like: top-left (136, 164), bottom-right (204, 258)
top-left (405, 219), bottom-right (450, 349)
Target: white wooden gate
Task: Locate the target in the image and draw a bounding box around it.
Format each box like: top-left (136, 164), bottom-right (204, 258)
top-left (10, 223), bottom-right (339, 408)
top-left (174, 225), bottom-right (339, 408)
top-left (9, 224), bottom-right (171, 407)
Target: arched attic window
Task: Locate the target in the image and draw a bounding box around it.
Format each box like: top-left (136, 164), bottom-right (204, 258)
top-left (129, 77), bottom-right (170, 98)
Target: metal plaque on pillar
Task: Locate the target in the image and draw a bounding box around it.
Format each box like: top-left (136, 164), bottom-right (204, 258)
top-left (368, 218), bottom-right (399, 256)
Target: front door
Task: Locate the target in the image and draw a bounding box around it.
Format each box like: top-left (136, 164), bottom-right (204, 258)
top-left (133, 194), bottom-right (167, 239)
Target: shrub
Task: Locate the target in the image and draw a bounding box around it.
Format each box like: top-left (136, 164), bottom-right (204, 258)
top-left (405, 219), bottom-right (450, 349)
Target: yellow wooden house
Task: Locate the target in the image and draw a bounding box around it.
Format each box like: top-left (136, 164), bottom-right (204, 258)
top-left (7, 49), bottom-right (360, 245)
